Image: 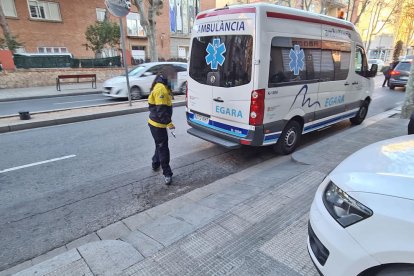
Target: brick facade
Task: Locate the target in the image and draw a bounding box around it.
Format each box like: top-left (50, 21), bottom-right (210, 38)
top-left (3, 0), bottom-right (216, 60)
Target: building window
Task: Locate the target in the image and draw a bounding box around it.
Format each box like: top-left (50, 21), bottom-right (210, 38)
top-left (1, 0), bottom-right (17, 17)
top-left (170, 0), bottom-right (199, 34)
top-left (127, 12), bottom-right (145, 37)
top-left (96, 8), bottom-right (106, 22)
top-left (38, 47), bottom-right (68, 54)
top-left (29, 0), bottom-right (61, 21)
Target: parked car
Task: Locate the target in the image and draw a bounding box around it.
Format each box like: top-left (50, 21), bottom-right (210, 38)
top-left (308, 135), bottom-right (414, 276)
top-left (368, 58), bottom-right (385, 72)
top-left (388, 60), bottom-right (412, 90)
top-left (103, 62), bottom-right (188, 99)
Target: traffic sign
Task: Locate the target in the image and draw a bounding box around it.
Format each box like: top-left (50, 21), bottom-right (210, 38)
top-left (105, 0), bottom-right (131, 17)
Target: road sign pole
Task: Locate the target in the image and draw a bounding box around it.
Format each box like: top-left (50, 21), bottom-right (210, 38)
top-left (119, 17), bottom-right (132, 107)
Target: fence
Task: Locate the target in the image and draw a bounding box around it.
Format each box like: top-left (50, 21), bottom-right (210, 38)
top-left (13, 55), bottom-right (121, 69)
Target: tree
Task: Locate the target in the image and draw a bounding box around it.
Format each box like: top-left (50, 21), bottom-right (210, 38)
top-left (0, 3), bottom-right (22, 51)
top-left (132, 0), bottom-right (163, 61)
top-left (400, 1), bottom-right (414, 55)
top-left (401, 61), bottom-right (414, 118)
top-left (364, 0), bottom-right (402, 52)
top-left (392, 40), bottom-right (403, 62)
top-left (84, 21), bottom-right (120, 57)
top-left (347, 0), bottom-right (370, 25)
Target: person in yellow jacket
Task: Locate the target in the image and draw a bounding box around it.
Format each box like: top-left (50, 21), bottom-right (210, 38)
top-left (148, 74), bottom-right (175, 185)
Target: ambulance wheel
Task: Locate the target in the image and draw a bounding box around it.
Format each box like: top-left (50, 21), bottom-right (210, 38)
top-left (350, 101), bottom-right (369, 125)
top-left (274, 120), bottom-right (302, 155)
top-left (130, 86), bottom-right (143, 100)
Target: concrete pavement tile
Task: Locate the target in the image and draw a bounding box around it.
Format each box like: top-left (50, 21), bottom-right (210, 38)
top-left (32, 246), bottom-right (67, 265)
top-left (78, 240), bottom-right (143, 276)
top-left (169, 202), bottom-right (224, 227)
top-left (182, 187), bottom-right (214, 202)
top-left (197, 191), bottom-right (247, 212)
top-left (260, 214), bottom-right (318, 276)
top-left (122, 212), bottom-right (155, 231)
top-left (0, 260), bottom-right (32, 276)
top-left (65, 233), bottom-right (101, 250)
top-left (137, 215), bottom-right (195, 247)
top-left (231, 155), bottom-right (291, 181)
top-left (220, 183), bottom-right (267, 200)
top-left (36, 259), bottom-right (93, 276)
top-left (97, 221), bottom-right (131, 240)
top-left (216, 213), bottom-right (253, 235)
top-left (14, 249), bottom-right (81, 276)
top-left (197, 176), bottom-right (238, 195)
top-left (144, 196), bottom-right (194, 219)
top-left (120, 230), bottom-right (164, 257)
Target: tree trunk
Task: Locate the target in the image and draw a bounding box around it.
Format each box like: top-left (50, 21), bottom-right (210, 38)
top-left (401, 61), bottom-right (414, 118)
top-left (134, 0), bottom-right (162, 62)
top-left (0, 3), bottom-right (11, 37)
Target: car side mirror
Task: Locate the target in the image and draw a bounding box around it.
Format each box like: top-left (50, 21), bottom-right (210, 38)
top-left (143, 72), bottom-right (153, 76)
top-left (369, 64), bottom-right (378, 77)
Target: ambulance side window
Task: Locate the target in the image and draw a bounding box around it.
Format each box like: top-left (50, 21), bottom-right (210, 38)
top-left (355, 47), bottom-right (368, 76)
top-left (268, 37), bottom-right (321, 87)
top-left (320, 41), bottom-right (351, 81)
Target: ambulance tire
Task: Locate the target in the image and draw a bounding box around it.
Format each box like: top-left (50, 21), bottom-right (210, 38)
top-left (274, 120), bottom-right (302, 155)
top-left (350, 101), bottom-right (369, 125)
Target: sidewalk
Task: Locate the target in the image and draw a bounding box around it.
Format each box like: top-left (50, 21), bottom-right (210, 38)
top-left (1, 108), bottom-right (408, 276)
top-left (0, 83), bottom-right (103, 102)
top-left (0, 89), bottom-right (186, 134)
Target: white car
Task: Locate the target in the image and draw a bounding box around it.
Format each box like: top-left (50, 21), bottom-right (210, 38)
top-left (368, 59), bottom-right (385, 72)
top-left (308, 135), bottom-right (414, 276)
top-left (102, 62), bottom-right (188, 99)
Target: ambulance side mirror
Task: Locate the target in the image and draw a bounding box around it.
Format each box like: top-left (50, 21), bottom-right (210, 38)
top-left (368, 64), bottom-right (378, 78)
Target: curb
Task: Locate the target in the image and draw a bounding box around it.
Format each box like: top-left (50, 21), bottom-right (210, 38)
top-left (0, 101), bottom-right (186, 134)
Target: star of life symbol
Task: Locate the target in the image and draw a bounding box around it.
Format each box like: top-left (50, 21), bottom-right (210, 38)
top-left (205, 38), bottom-right (226, 70)
top-left (289, 45), bottom-right (305, 76)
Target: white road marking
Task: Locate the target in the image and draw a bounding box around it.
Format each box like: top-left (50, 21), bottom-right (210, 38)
top-left (54, 99), bottom-right (104, 105)
top-left (0, 155), bottom-right (76, 174)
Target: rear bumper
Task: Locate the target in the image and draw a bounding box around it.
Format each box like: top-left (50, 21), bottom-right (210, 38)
top-left (389, 79), bottom-right (408, 87)
top-left (187, 112), bottom-right (265, 147)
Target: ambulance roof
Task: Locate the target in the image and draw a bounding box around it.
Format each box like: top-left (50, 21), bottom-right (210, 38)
top-left (197, 3), bottom-right (356, 32)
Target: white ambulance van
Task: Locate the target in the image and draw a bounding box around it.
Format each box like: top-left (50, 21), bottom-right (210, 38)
top-left (186, 3), bottom-right (377, 154)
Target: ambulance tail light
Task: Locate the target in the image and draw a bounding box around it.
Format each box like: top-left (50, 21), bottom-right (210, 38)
top-left (249, 89), bottom-right (265, 126)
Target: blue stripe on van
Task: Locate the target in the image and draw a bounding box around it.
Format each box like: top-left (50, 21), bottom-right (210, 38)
top-left (188, 113), bottom-right (248, 138)
top-left (264, 133), bottom-right (280, 142)
top-left (304, 110), bottom-right (358, 132)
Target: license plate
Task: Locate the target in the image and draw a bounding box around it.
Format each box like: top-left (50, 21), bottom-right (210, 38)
top-left (400, 77), bottom-right (408, 80)
top-left (194, 113), bottom-right (209, 124)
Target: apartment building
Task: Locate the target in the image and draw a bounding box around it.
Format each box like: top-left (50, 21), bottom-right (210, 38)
top-left (0, 0), bottom-right (216, 60)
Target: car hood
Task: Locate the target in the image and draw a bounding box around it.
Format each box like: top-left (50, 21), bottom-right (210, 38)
top-left (330, 135), bottom-right (414, 200)
top-left (103, 76), bottom-right (129, 86)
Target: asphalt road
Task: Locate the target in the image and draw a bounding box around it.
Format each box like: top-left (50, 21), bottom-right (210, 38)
top-left (0, 80), bottom-right (407, 271)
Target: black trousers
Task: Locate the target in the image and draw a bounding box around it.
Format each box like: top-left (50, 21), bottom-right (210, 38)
top-left (149, 124), bottom-right (172, 177)
top-left (382, 76), bottom-right (390, 87)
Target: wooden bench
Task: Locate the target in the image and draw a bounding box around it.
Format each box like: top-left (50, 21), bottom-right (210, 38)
top-left (56, 74), bottom-right (97, 91)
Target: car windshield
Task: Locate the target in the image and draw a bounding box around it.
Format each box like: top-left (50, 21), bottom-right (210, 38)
top-left (123, 65), bottom-right (147, 76)
top-left (396, 62), bottom-right (412, 71)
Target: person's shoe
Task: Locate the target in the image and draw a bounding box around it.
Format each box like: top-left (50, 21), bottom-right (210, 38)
top-left (164, 176), bottom-right (172, 185)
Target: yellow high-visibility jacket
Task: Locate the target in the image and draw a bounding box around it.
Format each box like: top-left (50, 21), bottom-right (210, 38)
top-left (148, 83), bottom-right (174, 128)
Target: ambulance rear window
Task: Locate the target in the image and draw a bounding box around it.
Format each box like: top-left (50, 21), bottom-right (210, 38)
top-left (189, 35), bottom-right (253, 87)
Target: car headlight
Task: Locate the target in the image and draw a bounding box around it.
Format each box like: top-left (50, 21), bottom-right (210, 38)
top-left (323, 181), bottom-right (373, 228)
